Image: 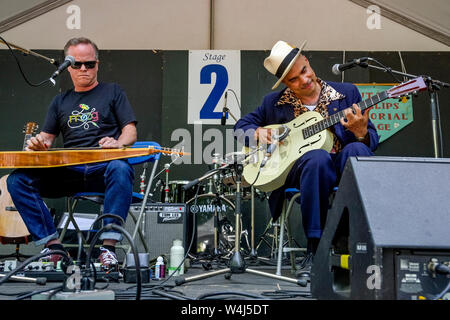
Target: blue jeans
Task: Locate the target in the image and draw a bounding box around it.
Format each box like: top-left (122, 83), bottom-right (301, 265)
top-left (283, 142), bottom-right (373, 239)
top-left (6, 160), bottom-right (134, 246)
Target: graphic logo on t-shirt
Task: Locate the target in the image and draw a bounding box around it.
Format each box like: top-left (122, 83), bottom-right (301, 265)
top-left (67, 103), bottom-right (99, 129)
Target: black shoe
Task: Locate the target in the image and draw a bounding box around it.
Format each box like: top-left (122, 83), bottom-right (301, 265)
top-left (296, 253), bottom-right (314, 281)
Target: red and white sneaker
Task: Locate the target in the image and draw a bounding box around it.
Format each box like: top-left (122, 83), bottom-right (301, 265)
top-left (39, 247), bottom-right (72, 272)
top-left (98, 247), bottom-right (118, 271)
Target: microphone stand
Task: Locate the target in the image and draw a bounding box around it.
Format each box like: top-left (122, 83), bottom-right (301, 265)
top-left (0, 36), bottom-right (63, 87)
top-left (357, 58), bottom-right (449, 158)
top-left (0, 38), bottom-right (58, 66)
top-left (223, 107), bottom-right (239, 123)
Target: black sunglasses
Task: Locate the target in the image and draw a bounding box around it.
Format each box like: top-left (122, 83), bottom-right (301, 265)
top-left (71, 61), bottom-right (97, 69)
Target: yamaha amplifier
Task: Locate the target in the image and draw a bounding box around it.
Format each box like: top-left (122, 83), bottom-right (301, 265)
top-left (128, 202), bottom-right (190, 259)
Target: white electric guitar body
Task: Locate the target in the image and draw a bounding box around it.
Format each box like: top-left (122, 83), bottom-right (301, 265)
top-left (243, 112), bottom-right (334, 192)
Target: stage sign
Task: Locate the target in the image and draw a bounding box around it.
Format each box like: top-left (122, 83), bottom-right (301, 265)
top-left (188, 50), bottom-right (241, 125)
top-left (356, 84), bottom-right (413, 143)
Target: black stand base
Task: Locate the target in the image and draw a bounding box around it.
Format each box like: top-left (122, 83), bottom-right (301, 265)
top-left (175, 251), bottom-right (307, 287)
top-left (176, 156), bottom-right (307, 288)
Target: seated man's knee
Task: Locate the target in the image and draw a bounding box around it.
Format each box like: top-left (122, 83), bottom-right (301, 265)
top-left (105, 160), bottom-right (134, 184)
top-left (341, 142), bottom-right (373, 157)
top-left (106, 160), bottom-right (133, 174)
top-left (303, 149), bottom-right (333, 169)
top-left (6, 170), bottom-right (28, 194)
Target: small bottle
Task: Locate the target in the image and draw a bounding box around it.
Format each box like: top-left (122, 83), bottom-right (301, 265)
top-left (155, 256), bottom-right (165, 279)
top-left (169, 239), bottom-right (185, 276)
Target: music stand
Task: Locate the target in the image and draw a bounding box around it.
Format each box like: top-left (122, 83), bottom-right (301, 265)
top-left (175, 155), bottom-right (307, 287)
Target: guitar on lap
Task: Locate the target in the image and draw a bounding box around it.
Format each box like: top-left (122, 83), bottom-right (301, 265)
top-left (242, 77), bottom-right (428, 192)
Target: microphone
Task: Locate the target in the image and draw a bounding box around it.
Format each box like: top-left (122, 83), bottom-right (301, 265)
top-left (49, 55), bottom-right (75, 84)
top-left (259, 125), bottom-right (291, 169)
top-left (332, 57), bottom-right (369, 75)
top-left (260, 143), bottom-right (278, 169)
top-left (221, 91), bottom-right (228, 125)
top-left (183, 178), bottom-right (200, 190)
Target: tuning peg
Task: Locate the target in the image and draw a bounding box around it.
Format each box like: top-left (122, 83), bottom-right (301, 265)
top-left (399, 95), bottom-right (409, 103)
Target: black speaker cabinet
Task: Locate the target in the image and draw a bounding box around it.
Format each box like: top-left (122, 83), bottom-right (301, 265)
top-left (311, 156), bottom-right (450, 300)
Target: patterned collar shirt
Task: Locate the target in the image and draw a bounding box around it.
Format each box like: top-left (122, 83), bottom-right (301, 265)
top-left (276, 78), bottom-right (346, 153)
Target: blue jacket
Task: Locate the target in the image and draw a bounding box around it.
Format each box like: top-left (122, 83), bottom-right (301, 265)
top-left (234, 81), bottom-right (379, 220)
top-left (235, 81), bottom-right (379, 150)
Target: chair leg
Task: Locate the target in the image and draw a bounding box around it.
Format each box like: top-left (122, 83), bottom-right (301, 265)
top-left (59, 198), bottom-right (87, 245)
top-left (127, 209), bottom-right (149, 253)
top-left (58, 198), bottom-right (72, 242)
top-left (123, 160), bottom-right (159, 263)
top-left (285, 193), bottom-right (300, 274)
top-left (255, 217), bottom-right (276, 254)
top-left (276, 202), bottom-right (287, 276)
top-left (276, 193), bottom-right (305, 276)
top-left (285, 216), bottom-right (297, 274)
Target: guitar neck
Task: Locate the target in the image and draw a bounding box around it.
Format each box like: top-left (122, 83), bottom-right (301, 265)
top-left (154, 146), bottom-right (188, 156)
top-left (303, 90), bottom-right (389, 139)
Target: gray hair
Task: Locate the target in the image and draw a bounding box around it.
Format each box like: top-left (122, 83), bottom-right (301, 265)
top-left (63, 37), bottom-right (99, 59)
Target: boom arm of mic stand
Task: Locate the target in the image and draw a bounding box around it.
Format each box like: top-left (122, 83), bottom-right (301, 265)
top-left (183, 145), bottom-right (264, 190)
top-left (0, 38), bottom-right (57, 66)
top-left (183, 163), bottom-right (233, 190)
top-left (361, 60), bottom-right (449, 88)
top-left (362, 61), bottom-right (448, 158)
top-left (224, 107), bottom-right (239, 122)
top-left (363, 63), bottom-right (417, 80)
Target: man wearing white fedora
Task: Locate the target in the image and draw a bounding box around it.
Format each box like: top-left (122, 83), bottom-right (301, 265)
top-left (234, 40), bottom-right (379, 280)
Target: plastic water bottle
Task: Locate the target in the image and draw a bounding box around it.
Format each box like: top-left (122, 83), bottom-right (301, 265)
top-left (169, 239), bottom-right (185, 276)
top-left (155, 256), bottom-right (165, 279)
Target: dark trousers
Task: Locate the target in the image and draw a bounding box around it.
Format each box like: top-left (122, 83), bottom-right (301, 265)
top-left (283, 142), bottom-right (373, 239)
top-left (7, 160), bottom-right (134, 246)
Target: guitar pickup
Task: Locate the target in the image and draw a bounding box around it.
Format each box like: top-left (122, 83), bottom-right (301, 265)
top-left (5, 206), bottom-right (17, 211)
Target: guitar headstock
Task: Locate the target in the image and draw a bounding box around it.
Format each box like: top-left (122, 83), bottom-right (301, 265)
top-left (387, 77), bottom-right (427, 99)
top-left (23, 122), bottom-right (38, 136)
top-left (148, 146), bottom-right (190, 157)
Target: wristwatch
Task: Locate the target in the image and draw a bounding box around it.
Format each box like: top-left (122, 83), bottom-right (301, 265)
top-left (356, 133), bottom-right (368, 142)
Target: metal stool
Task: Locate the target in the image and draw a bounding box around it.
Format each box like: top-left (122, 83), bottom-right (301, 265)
top-left (276, 188), bottom-right (306, 276)
top-left (275, 186), bottom-right (339, 276)
top-left (59, 192), bottom-right (149, 257)
top-left (58, 141), bottom-right (161, 262)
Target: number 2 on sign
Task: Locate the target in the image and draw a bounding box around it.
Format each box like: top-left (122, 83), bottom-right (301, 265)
top-left (199, 64), bottom-right (228, 119)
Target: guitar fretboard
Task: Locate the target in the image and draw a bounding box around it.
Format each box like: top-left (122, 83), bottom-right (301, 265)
top-left (303, 91), bottom-right (389, 139)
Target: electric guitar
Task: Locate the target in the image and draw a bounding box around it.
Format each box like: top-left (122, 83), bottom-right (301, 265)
top-left (0, 122), bottom-right (38, 243)
top-left (243, 77), bottom-right (428, 192)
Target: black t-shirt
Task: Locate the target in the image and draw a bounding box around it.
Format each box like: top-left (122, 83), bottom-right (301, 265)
top-left (42, 83), bottom-right (137, 148)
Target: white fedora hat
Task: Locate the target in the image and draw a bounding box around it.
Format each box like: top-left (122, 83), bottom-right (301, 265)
top-left (264, 40), bottom-right (307, 89)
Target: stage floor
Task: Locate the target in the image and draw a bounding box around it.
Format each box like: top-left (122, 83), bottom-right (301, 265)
top-left (0, 256), bottom-right (313, 301)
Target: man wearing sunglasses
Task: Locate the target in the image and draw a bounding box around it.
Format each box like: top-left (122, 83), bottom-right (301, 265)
top-left (7, 37), bottom-right (138, 272)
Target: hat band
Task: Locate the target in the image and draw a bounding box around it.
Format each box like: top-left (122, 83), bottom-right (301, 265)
top-left (275, 48), bottom-right (299, 79)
